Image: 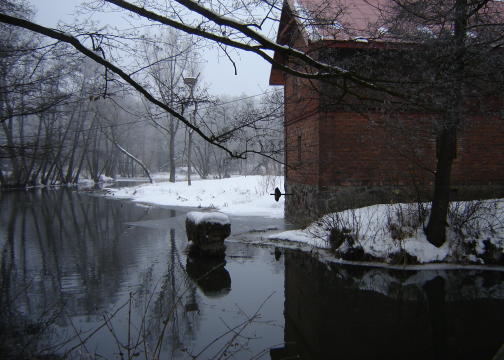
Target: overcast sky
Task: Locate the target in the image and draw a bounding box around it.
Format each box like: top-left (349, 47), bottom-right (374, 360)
top-left (31, 0), bottom-right (277, 97)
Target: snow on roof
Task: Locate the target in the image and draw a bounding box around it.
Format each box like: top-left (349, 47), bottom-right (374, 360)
top-left (286, 0), bottom-right (504, 43)
top-left (186, 211), bottom-right (230, 225)
top-left (287, 0), bottom-right (389, 42)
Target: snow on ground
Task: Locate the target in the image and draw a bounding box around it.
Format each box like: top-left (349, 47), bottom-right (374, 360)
top-left (107, 175), bottom-right (503, 266)
top-left (270, 201), bottom-right (504, 265)
top-left (271, 229), bottom-right (327, 248)
top-left (108, 175), bottom-right (284, 218)
top-left (151, 171), bottom-right (201, 182)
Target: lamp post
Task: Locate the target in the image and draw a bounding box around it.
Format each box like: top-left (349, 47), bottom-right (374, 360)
top-left (183, 75), bottom-right (198, 186)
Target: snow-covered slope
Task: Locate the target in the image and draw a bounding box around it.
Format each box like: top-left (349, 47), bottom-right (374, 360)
top-left (108, 175), bottom-right (284, 218)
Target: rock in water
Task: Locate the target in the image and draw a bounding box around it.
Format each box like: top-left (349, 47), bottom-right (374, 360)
top-left (185, 211), bottom-right (231, 258)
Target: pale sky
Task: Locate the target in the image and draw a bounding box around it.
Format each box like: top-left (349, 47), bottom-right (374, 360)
top-left (31, 0), bottom-right (277, 97)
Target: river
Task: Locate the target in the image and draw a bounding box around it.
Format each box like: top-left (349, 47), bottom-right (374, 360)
top-left (0, 189), bottom-right (503, 360)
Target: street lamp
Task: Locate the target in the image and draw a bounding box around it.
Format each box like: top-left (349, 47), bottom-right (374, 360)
top-left (183, 75), bottom-right (199, 186)
top-left (183, 76), bottom-right (198, 89)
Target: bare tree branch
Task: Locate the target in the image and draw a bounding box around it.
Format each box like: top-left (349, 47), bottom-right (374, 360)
top-left (0, 12), bottom-right (249, 159)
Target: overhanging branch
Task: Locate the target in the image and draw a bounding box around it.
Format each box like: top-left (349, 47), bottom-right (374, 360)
top-left (0, 12), bottom-right (248, 159)
top-left (103, 0), bottom-right (404, 97)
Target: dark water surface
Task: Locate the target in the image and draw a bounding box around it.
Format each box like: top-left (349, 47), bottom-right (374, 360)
top-left (1, 189), bottom-right (503, 360)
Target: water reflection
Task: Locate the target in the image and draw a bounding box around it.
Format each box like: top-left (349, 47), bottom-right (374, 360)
top-left (0, 189), bottom-right (286, 359)
top-left (0, 189), bottom-right (200, 359)
top-left (274, 251), bottom-right (504, 360)
top-left (4, 189), bottom-right (500, 360)
top-left (186, 257), bottom-right (231, 298)
top-left (1, 189), bottom-right (133, 314)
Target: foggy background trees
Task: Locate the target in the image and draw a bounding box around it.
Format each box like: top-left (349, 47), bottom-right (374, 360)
top-left (0, 0), bottom-right (284, 189)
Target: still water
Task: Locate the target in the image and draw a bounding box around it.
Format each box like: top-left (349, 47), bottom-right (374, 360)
top-left (1, 189), bottom-right (503, 360)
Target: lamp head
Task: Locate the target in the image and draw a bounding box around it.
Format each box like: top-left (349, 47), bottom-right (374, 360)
top-left (183, 77), bottom-right (198, 88)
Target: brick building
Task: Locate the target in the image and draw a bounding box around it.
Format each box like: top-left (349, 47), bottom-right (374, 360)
top-left (270, 0), bottom-right (504, 224)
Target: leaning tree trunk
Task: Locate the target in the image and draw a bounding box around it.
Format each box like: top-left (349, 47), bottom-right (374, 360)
top-left (106, 131), bottom-right (153, 183)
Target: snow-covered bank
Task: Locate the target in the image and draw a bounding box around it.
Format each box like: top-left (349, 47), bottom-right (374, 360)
top-left (270, 201), bottom-right (504, 266)
top-left (107, 175), bottom-right (284, 218)
top-left (106, 175), bottom-right (502, 266)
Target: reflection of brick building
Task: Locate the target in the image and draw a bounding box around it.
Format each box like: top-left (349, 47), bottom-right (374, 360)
top-left (270, 251), bottom-right (504, 360)
top-left (270, 0), bottom-right (504, 224)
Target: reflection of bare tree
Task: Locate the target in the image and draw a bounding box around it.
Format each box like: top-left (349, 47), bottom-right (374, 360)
top-left (0, 193), bottom-right (61, 359)
top-left (0, 189), bottom-right (164, 357)
top-left (133, 208), bottom-right (202, 359)
top-left (1, 190), bottom-right (273, 359)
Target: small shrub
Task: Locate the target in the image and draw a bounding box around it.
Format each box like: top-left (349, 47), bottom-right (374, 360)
top-left (480, 240), bottom-right (504, 265)
top-left (448, 200), bottom-right (504, 262)
top-left (307, 210), bottom-right (361, 251)
top-left (328, 227), bottom-right (354, 250)
top-left (255, 175), bottom-right (282, 196)
top-left (449, 200), bottom-right (503, 241)
top-left (337, 246), bottom-right (365, 261)
top-left (388, 249), bottom-right (419, 265)
top-left (388, 222), bottom-right (413, 241)
top-left (386, 203), bottom-right (425, 241)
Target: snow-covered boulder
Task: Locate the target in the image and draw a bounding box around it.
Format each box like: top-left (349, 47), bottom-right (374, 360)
top-left (186, 211), bottom-right (231, 258)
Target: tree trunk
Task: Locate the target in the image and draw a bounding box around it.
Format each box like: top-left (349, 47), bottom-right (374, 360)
top-left (109, 135), bottom-right (153, 183)
top-left (425, 0), bottom-right (467, 248)
top-left (169, 118), bottom-right (176, 182)
top-left (65, 105), bottom-right (83, 183)
top-left (425, 128), bottom-right (457, 247)
top-left (187, 130), bottom-right (192, 186)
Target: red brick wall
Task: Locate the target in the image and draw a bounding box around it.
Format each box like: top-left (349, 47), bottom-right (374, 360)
top-left (277, 27), bottom-right (504, 222)
top-left (287, 103), bottom-right (504, 190)
top-left (453, 115), bottom-right (504, 186)
top-left (284, 75), bottom-right (321, 186)
top-left (318, 111), bottom-right (437, 188)
top-left (298, 109), bottom-right (504, 191)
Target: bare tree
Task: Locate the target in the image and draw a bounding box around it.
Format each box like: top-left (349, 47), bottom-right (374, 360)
top-left (93, 95), bottom-right (154, 183)
top-left (0, 0), bottom-right (380, 163)
top-left (142, 29), bottom-right (198, 182)
top-left (0, 2), bottom-right (75, 187)
top-left (367, 0), bottom-right (504, 246)
top-left (194, 90), bottom-right (284, 178)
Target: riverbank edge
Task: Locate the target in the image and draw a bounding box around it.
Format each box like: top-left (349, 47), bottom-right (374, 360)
top-left (228, 228), bottom-right (504, 272)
